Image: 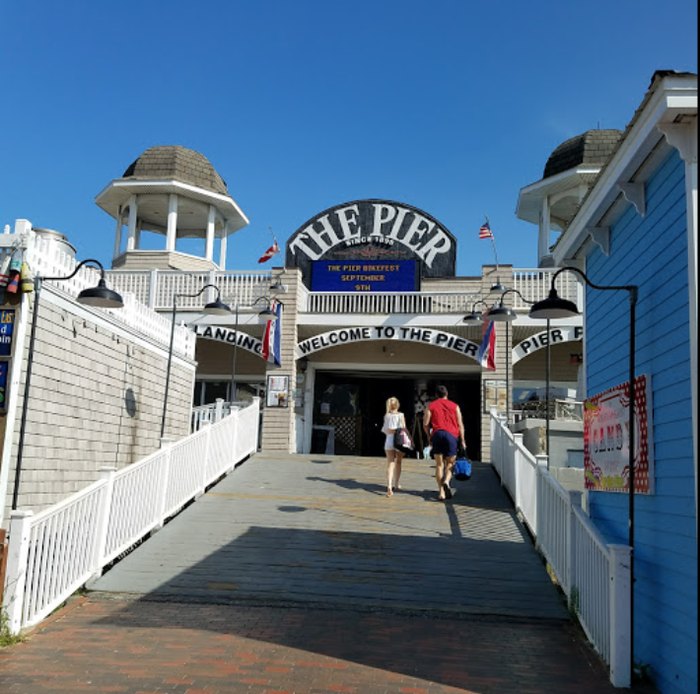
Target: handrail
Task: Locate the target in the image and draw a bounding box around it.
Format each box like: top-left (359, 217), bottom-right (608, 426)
top-left (2, 399), bottom-right (260, 635)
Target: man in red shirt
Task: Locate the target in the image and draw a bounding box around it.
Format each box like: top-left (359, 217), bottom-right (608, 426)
top-left (423, 385), bottom-right (466, 500)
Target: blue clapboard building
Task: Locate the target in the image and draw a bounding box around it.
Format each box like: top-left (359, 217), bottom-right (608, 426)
top-left (518, 71), bottom-right (697, 693)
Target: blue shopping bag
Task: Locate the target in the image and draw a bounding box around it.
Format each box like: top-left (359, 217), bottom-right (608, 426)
top-left (453, 455), bottom-right (472, 481)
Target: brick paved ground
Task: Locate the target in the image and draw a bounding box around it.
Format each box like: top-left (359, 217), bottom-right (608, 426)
top-left (0, 594), bottom-right (627, 693)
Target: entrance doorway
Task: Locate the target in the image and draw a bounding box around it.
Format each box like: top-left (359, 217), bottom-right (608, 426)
top-left (312, 372), bottom-right (480, 459)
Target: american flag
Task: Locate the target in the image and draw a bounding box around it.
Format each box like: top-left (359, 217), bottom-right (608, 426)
top-left (479, 221), bottom-right (493, 239)
top-left (257, 240), bottom-right (280, 263)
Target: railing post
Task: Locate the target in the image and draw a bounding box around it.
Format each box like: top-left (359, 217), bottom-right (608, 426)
top-left (215, 397), bottom-right (224, 423)
top-left (197, 423), bottom-right (212, 497)
top-left (566, 491), bottom-right (582, 598)
top-left (90, 467), bottom-right (117, 579)
top-left (534, 454), bottom-right (548, 545)
top-left (3, 510), bottom-right (34, 635)
top-left (148, 268), bottom-right (159, 309)
top-left (512, 433), bottom-right (524, 508)
top-left (154, 443), bottom-right (173, 531)
top-left (608, 544), bottom-right (632, 688)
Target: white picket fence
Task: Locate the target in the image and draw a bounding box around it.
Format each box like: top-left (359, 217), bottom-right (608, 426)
top-left (490, 411), bottom-right (631, 688)
top-left (2, 398), bottom-right (260, 635)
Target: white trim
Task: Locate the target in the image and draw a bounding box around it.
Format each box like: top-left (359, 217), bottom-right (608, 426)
top-left (588, 226), bottom-right (610, 255)
top-left (617, 182), bottom-right (646, 217)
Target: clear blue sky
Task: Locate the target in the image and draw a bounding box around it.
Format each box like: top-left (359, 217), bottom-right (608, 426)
top-left (1, 1), bottom-right (697, 276)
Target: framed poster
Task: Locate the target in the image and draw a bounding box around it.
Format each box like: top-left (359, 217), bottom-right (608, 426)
top-left (266, 374), bottom-right (290, 408)
top-left (583, 374), bottom-right (654, 493)
top-left (483, 379), bottom-right (507, 414)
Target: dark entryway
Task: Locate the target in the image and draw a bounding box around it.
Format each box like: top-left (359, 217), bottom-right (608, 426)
top-left (312, 372), bottom-right (480, 459)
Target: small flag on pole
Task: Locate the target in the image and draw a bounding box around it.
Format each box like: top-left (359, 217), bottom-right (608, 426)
top-left (258, 240), bottom-right (280, 263)
top-left (479, 221), bottom-right (493, 239)
top-left (478, 320), bottom-right (496, 371)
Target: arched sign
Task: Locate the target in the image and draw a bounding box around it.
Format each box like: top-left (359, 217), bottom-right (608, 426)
top-left (192, 325), bottom-right (263, 356)
top-left (512, 326), bottom-right (583, 364)
top-left (286, 199), bottom-right (457, 287)
top-left (296, 326), bottom-right (480, 361)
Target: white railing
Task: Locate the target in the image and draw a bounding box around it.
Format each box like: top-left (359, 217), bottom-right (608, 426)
top-left (490, 412), bottom-right (631, 688)
top-left (1, 228), bottom-right (194, 358)
top-left (306, 291), bottom-right (482, 314)
top-left (512, 268), bottom-right (583, 308)
top-left (191, 399), bottom-right (240, 432)
top-left (106, 269), bottom-right (273, 311)
top-left (2, 398), bottom-right (260, 635)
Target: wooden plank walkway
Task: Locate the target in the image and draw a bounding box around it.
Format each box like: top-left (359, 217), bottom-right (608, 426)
top-left (89, 453), bottom-right (569, 621)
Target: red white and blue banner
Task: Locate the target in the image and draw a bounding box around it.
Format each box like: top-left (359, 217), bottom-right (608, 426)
top-left (261, 300), bottom-right (282, 366)
top-left (478, 320), bottom-right (496, 371)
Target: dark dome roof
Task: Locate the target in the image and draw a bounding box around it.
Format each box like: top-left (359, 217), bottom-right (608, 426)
top-left (543, 129), bottom-right (623, 178)
top-left (122, 145), bottom-right (228, 195)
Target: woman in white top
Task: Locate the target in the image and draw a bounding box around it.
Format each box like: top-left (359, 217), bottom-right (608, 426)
top-left (381, 396), bottom-right (406, 497)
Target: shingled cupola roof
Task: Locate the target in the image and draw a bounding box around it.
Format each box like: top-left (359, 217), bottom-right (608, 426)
top-left (543, 129), bottom-right (623, 179)
top-left (122, 145), bottom-right (229, 195)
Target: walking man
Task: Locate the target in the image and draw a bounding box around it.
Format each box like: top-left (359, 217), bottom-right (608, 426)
top-left (423, 385), bottom-right (466, 500)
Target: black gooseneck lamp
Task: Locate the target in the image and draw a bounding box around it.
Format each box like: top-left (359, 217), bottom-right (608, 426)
top-left (528, 265), bottom-right (638, 678)
top-left (12, 259), bottom-right (124, 510)
top-left (161, 284), bottom-right (231, 439)
top-left (462, 300), bottom-right (490, 326)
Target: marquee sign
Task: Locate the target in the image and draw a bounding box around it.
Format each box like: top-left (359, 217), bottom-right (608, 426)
top-left (311, 259), bottom-right (418, 292)
top-left (286, 199), bottom-right (456, 286)
top-left (512, 326), bottom-right (583, 364)
top-left (583, 374), bottom-right (654, 494)
top-left (192, 325), bottom-right (263, 356)
top-left (297, 326), bottom-right (480, 361)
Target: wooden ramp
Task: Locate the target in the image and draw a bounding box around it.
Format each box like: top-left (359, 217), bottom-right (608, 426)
top-left (90, 453), bottom-right (568, 620)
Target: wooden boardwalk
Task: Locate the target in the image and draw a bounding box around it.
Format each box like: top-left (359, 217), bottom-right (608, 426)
top-left (90, 453), bottom-right (568, 621)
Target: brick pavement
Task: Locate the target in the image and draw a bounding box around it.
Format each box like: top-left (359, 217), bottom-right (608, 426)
top-left (1, 593), bottom-right (626, 693)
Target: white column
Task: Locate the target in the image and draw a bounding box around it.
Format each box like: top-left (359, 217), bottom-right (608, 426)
top-left (205, 205), bottom-right (216, 261)
top-left (112, 210), bottom-right (123, 260)
top-left (219, 222), bottom-right (229, 269)
top-left (538, 197), bottom-right (550, 262)
top-left (126, 195), bottom-right (138, 251)
top-left (134, 220), bottom-right (142, 249)
top-left (166, 194), bottom-right (178, 252)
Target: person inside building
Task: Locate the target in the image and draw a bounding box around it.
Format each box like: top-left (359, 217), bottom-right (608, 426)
top-left (423, 385), bottom-right (466, 501)
top-left (381, 396), bottom-right (406, 497)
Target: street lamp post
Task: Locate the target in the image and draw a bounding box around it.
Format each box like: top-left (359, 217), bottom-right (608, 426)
top-left (13, 259), bottom-right (124, 510)
top-left (528, 265), bottom-right (638, 677)
top-left (485, 288), bottom-right (534, 425)
top-left (160, 284), bottom-right (231, 440)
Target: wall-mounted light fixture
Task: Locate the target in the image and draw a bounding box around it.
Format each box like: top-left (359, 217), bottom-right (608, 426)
top-left (13, 259), bottom-right (124, 510)
top-left (529, 265), bottom-right (638, 677)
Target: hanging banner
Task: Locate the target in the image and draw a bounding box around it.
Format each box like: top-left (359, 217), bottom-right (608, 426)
top-left (583, 374), bottom-right (654, 493)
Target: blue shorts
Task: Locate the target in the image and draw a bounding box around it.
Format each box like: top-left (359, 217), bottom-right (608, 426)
top-left (431, 430), bottom-right (458, 457)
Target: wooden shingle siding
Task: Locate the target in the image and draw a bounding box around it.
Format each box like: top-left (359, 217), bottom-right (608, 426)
top-left (585, 150), bottom-right (696, 693)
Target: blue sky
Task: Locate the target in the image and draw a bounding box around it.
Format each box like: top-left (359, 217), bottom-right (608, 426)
top-left (1, 1), bottom-right (697, 276)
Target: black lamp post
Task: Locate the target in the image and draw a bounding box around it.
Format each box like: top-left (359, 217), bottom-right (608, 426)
top-left (160, 284), bottom-right (231, 439)
top-left (485, 288), bottom-right (534, 425)
top-left (12, 259), bottom-right (124, 510)
top-left (529, 265), bottom-right (638, 676)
